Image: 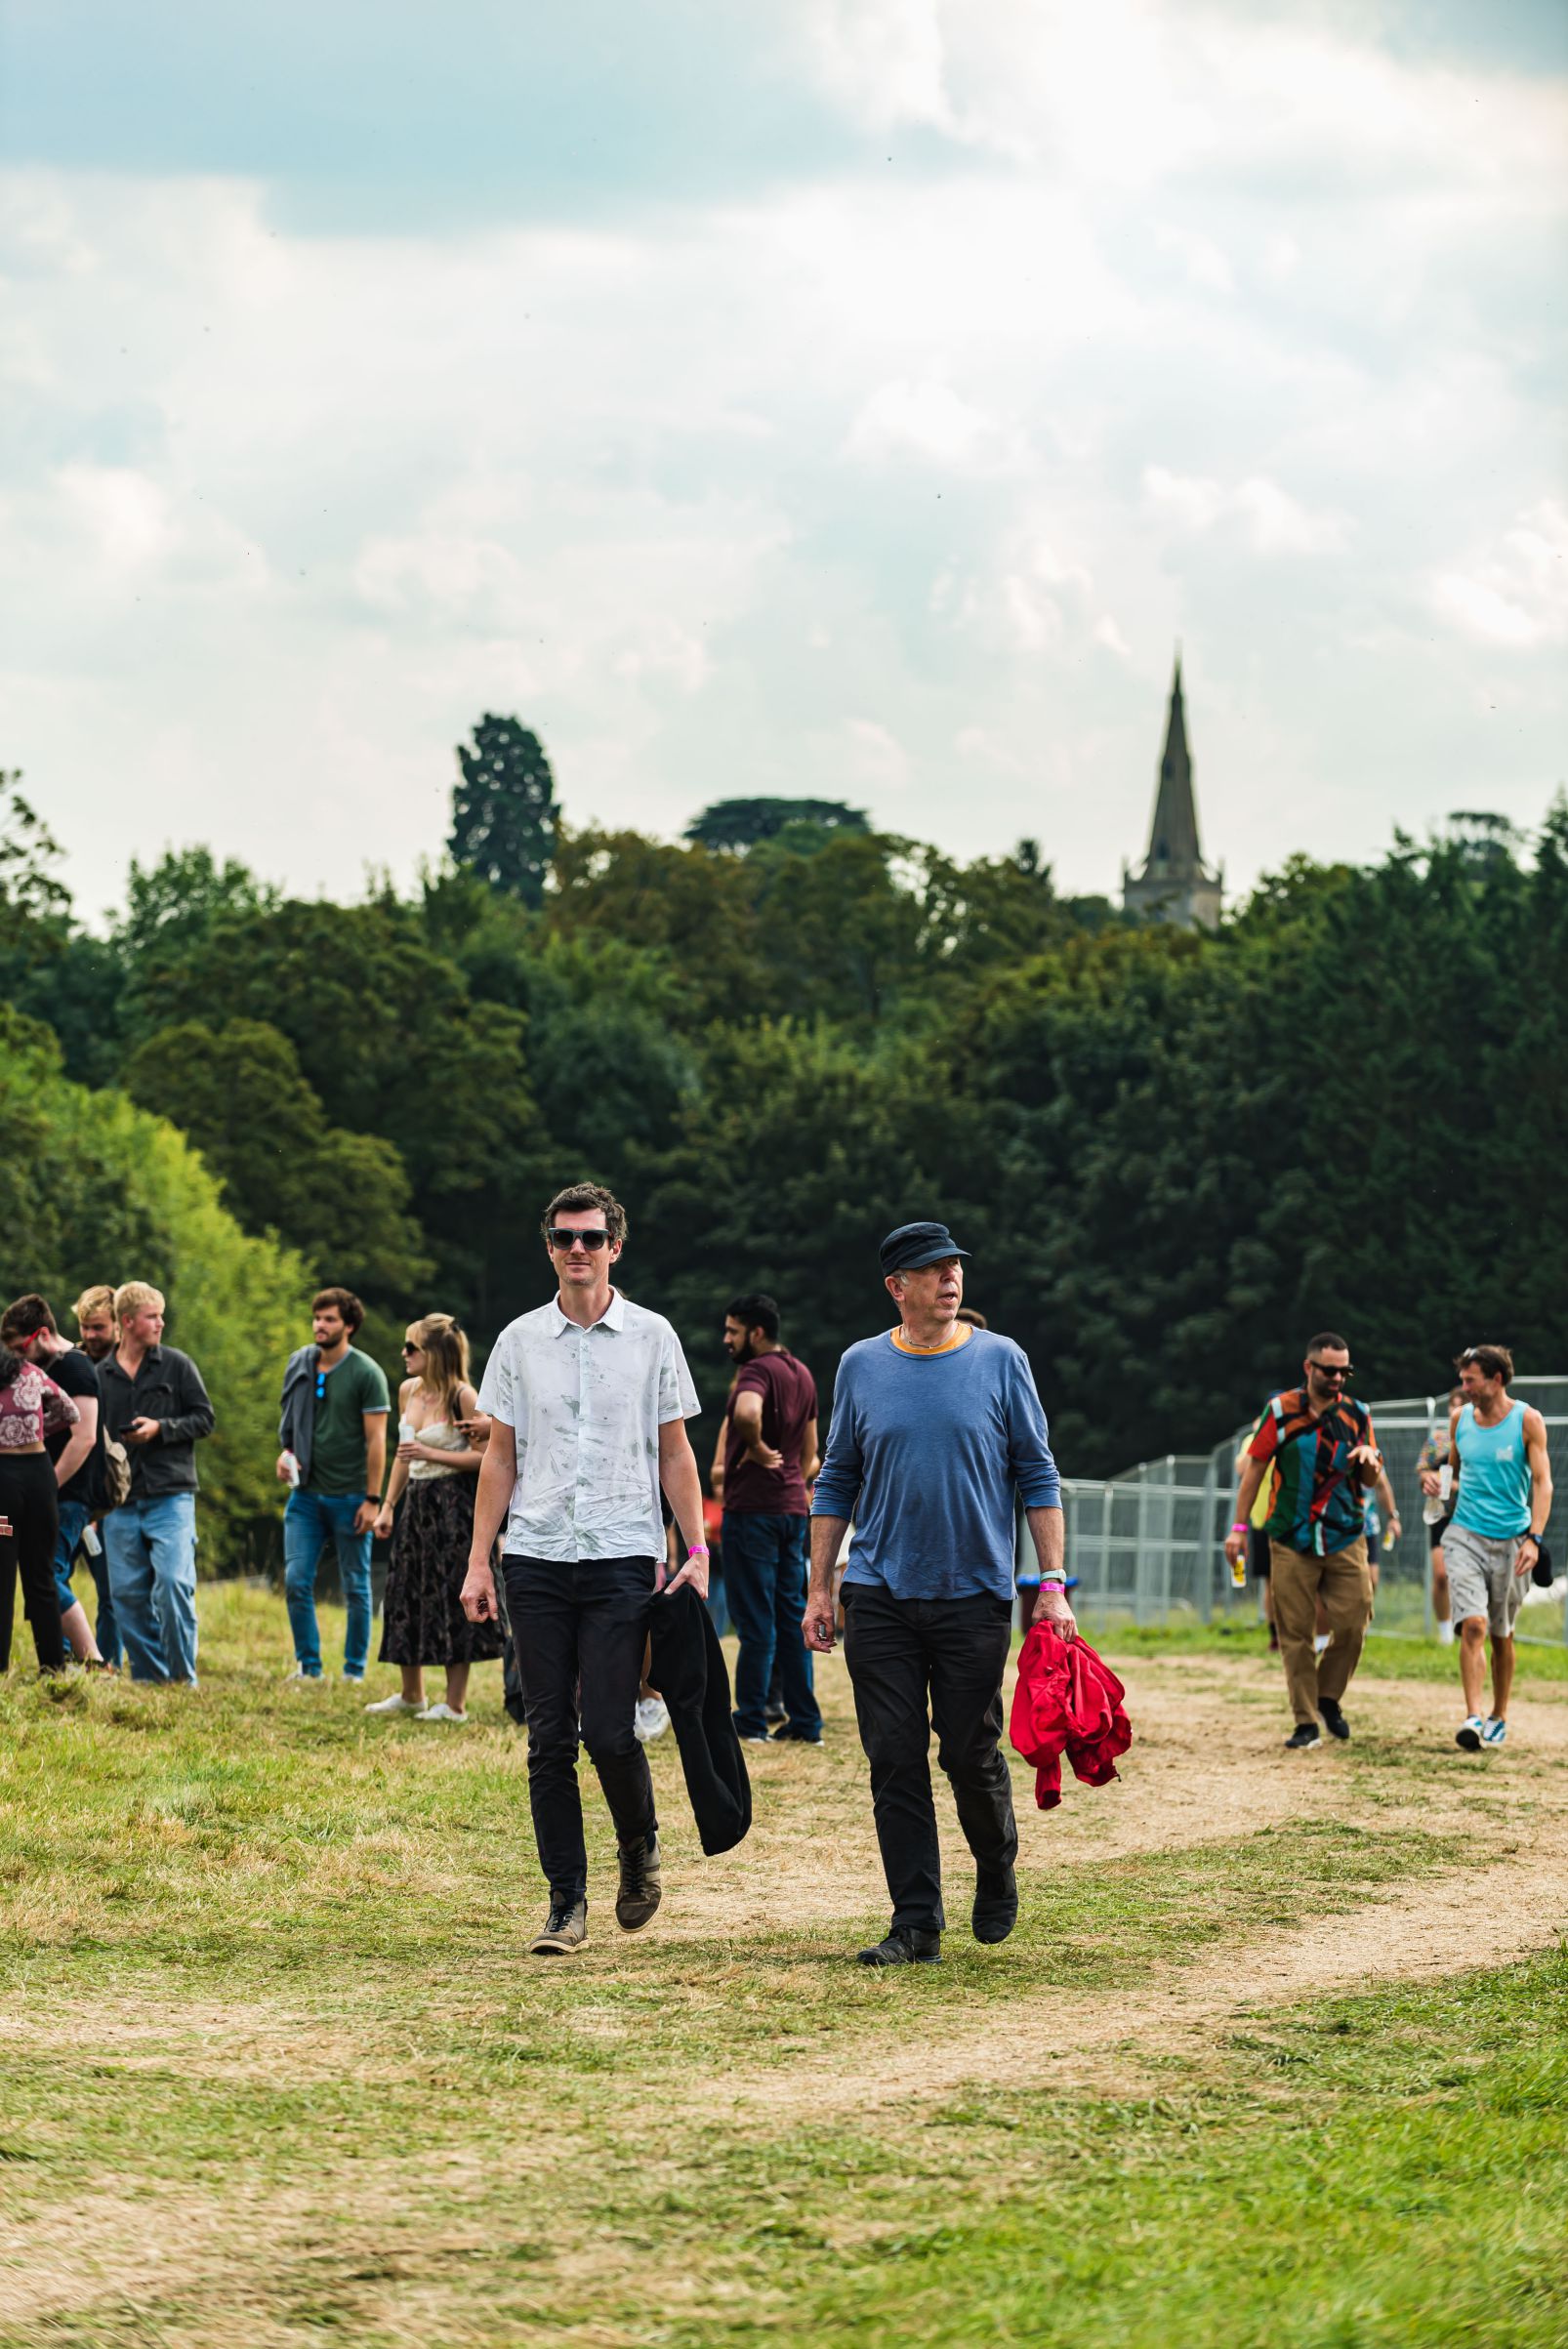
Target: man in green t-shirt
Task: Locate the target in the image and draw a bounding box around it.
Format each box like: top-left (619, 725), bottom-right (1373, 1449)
top-left (276, 1287), bottom-right (390, 1683)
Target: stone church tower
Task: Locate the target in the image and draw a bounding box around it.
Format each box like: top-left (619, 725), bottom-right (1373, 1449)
top-left (1122, 656), bottom-right (1222, 929)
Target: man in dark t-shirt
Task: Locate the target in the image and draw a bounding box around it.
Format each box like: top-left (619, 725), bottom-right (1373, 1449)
top-left (276, 1286), bottom-right (390, 1685)
top-left (712, 1292), bottom-right (821, 1743)
top-left (0, 1293), bottom-right (114, 1666)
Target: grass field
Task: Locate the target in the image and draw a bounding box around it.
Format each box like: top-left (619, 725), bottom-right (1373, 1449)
top-left (2, 1582), bottom-right (1566, 2347)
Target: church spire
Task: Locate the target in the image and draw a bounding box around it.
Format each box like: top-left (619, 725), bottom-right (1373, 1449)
top-left (1148, 654), bottom-right (1200, 870)
top-left (1121, 651), bottom-right (1222, 929)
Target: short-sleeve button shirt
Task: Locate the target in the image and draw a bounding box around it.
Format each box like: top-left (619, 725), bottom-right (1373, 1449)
top-left (477, 1290), bottom-right (700, 1562)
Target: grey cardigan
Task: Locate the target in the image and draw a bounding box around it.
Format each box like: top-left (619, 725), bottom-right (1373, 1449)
top-left (278, 1344), bottom-right (322, 1484)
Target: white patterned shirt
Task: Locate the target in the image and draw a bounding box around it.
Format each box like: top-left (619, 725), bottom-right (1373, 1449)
top-left (477, 1290), bottom-right (700, 1563)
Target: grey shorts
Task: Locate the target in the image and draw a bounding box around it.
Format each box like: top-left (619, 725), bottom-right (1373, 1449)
top-left (1443, 1523), bottom-right (1529, 1638)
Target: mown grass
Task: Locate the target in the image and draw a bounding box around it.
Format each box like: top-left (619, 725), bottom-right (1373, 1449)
top-left (0, 1581), bottom-right (1562, 2346)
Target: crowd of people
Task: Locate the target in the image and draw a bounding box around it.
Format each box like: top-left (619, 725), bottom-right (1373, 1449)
top-left (0, 1187), bottom-right (1554, 1965)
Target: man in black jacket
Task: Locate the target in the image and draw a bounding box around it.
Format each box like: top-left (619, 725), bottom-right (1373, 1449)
top-left (98, 1281), bottom-right (214, 1684)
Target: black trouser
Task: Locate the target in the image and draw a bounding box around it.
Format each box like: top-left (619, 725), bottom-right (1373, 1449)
top-left (502, 1553), bottom-right (658, 1907)
top-left (843, 1583), bottom-right (1016, 1936)
top-left (0, 1454), bottom-right (65, 1674)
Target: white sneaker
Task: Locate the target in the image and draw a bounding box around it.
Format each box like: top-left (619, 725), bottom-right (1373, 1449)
top-left (1436, 1621), bottom-right (1456, 1645)
top-left (1312, 1632), bottom-right (1332, 1655)
top-left (634, 1696), bottom-right (671, 1743)
top-left (363, 1693), bottom-right (422, 1714)
top-left (283, 1666), bottom-right (328, 1686)
top-left (1456, 1714), bottom-right (1486, 1751)
top-left (418, 1702), bottom-right (468, 1723)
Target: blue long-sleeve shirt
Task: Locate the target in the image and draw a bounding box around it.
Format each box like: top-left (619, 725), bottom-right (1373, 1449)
top-left (811, 1330), bottom-right (1061, 1602)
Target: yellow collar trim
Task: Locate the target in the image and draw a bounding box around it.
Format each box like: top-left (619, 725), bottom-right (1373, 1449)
top-left (889, 1322), bottom-right (973, 1357)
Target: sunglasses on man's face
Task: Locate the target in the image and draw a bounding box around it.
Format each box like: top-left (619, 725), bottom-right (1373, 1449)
top-left (1307, 1361), bottom-right (1353, 1381)
top-left (547, 1228), bottom-right (612, 1253)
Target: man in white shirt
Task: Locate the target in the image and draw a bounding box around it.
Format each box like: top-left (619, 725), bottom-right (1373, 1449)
top-left (461, 1182), bottom-right (708, 1956)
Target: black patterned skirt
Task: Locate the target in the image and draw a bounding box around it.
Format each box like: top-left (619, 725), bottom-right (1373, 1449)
top-left (379, 1475), bottom-right (507, 1668)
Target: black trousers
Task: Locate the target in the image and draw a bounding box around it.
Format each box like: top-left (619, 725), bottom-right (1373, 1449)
top-left (0, 1454), bottom-right (65, 1674)
top-left (502, 1552), bottom-right (658, 1907)
top-left (843, 1583), bottom-right (1017, 1935)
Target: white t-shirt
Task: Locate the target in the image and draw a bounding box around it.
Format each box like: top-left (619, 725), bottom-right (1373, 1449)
top-left (477, 1290), bottom-right (700, 1562)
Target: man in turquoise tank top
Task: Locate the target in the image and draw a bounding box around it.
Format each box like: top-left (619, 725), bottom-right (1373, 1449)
top-left (1445, 1345), bottom-right (1553, 1751)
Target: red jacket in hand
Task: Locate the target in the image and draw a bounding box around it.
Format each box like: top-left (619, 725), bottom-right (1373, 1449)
top-left (1010, 1624), bottom-right (1132, 1810)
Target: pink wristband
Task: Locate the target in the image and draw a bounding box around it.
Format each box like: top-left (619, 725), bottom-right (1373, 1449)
top-left (687, 1545), bottom-right (710, 1558)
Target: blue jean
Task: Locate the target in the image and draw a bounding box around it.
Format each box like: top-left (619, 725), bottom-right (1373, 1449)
top-left (103, 1493), bottom-right (199, 1683)
top-left (52, 1500), bottom-right (120, 1663)
top-left (283, 1490), bottom-right (372, 1678)
top-left (722, 1509), bottom-right (820, 1737)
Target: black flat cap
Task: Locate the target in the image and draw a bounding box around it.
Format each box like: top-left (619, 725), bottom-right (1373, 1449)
top-left (880, 1220), bottom-right (971, 1275)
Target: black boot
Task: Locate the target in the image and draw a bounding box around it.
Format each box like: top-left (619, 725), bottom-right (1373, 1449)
top-left (615, 1832), bottom-right (662, 1931)
top-left (972, 1863), bottom-right (1018, 1944)
top-left (856, 1926), bottom-right (941, 1966)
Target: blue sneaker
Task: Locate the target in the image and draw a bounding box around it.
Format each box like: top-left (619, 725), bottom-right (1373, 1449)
top-left (1480, 1716), bottom-right (1507, 1748)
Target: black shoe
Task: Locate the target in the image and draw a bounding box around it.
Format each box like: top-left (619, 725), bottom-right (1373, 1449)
top-left (1285, 1723), bottom-right (1322, 1751)
top-left (770, 1722), bottom-right (822, 1743)
top-left (1319, 1699), bottom-right (1350, 1742)
top-left (856, 1927), bottom-right (941, 1967)
top-left (972, 1864), bottom-right (1018, 1944)
top-left (615, 1832), bottom-right (662, 1932)
top-left (764, 1701), bottom-right (787, 1725)
top-left (529, 1899), bottom-right (587, 1955)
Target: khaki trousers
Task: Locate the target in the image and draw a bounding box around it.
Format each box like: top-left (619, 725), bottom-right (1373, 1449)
top-left (1269, 1536), bottom-right (1372, 1726)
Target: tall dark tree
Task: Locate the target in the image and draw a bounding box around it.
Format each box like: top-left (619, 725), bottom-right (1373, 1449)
top-left (683, 797), bottom-right (869, 854)
top-left (450, 717), bottom-right (558, 905)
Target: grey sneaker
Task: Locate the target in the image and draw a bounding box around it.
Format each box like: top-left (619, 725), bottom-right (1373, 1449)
top-left (529, 1900), bottom-right (588, 1955)
top-left (615, 1833), bottom-right (662, 1932)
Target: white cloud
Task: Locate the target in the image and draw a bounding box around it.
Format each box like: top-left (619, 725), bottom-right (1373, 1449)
top-left (1431, 503), bottom-right (1568, 649)
top-left (845, 377), bottom-right (1024, 474)
top-left (1153, 222), bottom-right (1235, 296)
top-left (800, 0), bottom-right (951, 134)
top-left (845, 718), bottom-right (911, 788)
top-left (1142, 467), bottom-right (1351, 556)
top-left (2, 2), bottom-right (1564, 912)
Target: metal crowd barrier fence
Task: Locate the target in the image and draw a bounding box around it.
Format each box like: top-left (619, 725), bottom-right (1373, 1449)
top-left (1030, 1375), bottom-right (1568, 1645)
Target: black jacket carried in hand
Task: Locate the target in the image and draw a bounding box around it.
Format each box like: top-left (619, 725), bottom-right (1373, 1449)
top-left (98, 1344), bottom-right (215, 1499)
top-left (647, 1585), bottom-right (752, 1857)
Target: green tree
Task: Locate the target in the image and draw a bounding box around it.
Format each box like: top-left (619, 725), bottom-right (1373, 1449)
top-left (121, 1018), bottom-right (432, 1299)
top-left (0, 1008), bottom-right (310, 1569)
top-left (684, 797), bottom-right (869, 853)
top-left (451, 716), bottom-right (558, 905)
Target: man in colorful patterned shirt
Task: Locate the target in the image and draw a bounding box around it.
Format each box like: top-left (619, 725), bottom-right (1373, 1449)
top-left (1224, 1333), bottom-right (1382, 1749)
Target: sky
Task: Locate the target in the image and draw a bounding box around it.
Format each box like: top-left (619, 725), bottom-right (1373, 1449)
top-left (3, 0), bottom-right (1565, 921)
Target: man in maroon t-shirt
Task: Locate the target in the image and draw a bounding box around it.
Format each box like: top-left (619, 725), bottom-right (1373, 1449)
top-left (712, 1292), bottom-right (822, 1743)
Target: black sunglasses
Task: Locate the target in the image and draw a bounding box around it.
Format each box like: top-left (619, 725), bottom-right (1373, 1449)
top-left (401, 1341), bottom-right (423, 1355)
top-left (547, 1228), bottom-right (612, 1252)
top-left (1307, 1361), bottom-right (1353, 1381)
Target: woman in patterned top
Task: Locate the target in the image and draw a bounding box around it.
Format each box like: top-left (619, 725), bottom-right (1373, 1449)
top-left (0, 1346), bottom-right (78, 1673)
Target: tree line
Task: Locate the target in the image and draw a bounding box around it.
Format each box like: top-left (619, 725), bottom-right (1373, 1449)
top-left (3, 722), bottom-right (1564, 1566)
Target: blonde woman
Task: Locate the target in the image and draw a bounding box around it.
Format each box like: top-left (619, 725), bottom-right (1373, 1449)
top-left (368, 1316), bottom-right (504, 1721)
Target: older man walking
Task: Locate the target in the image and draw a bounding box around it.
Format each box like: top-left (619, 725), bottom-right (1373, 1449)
top-left (805, 1220), bottom-right (1072, 1967)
